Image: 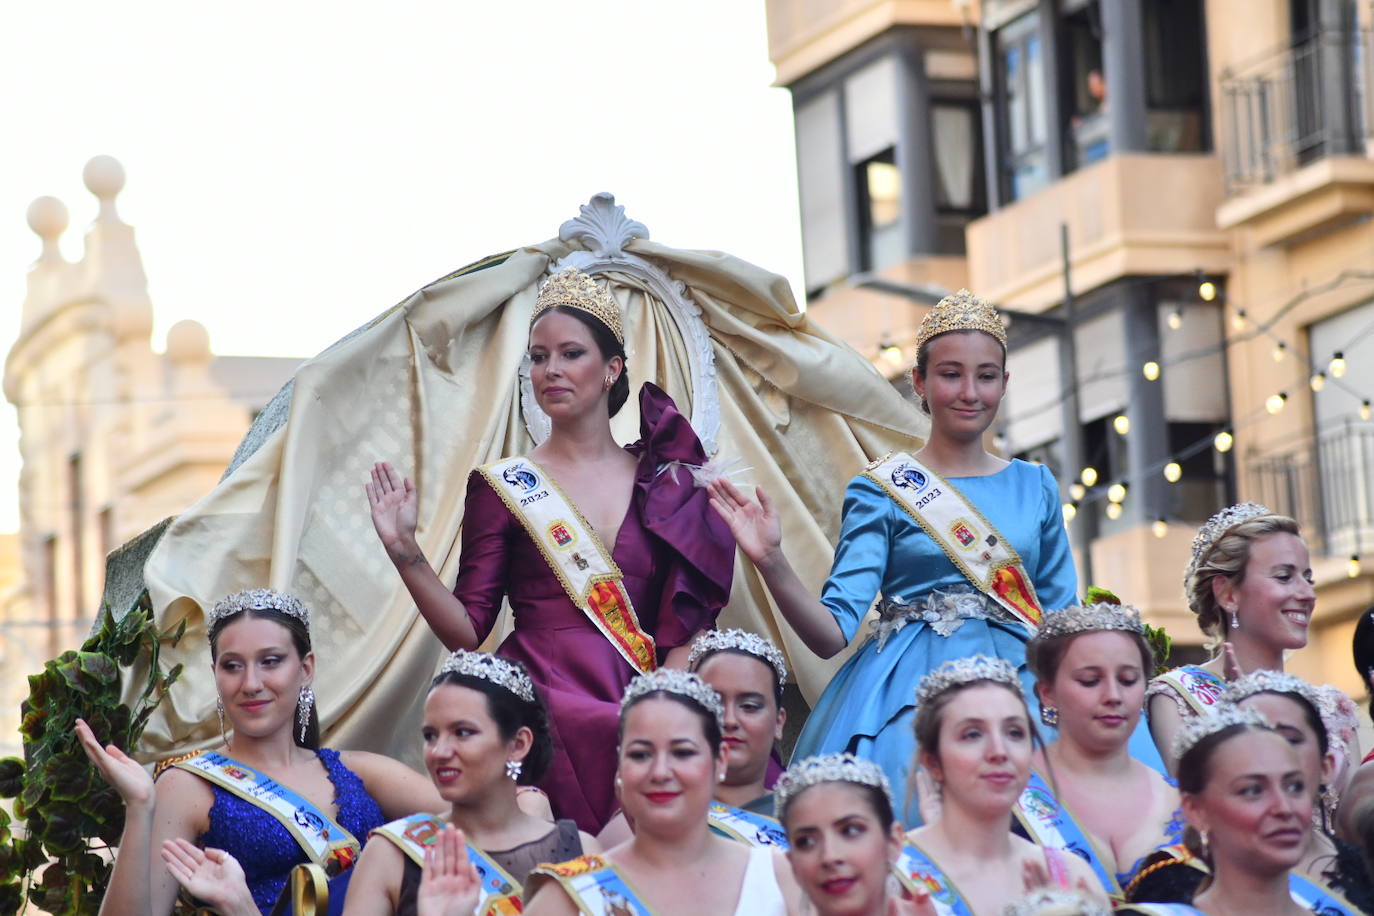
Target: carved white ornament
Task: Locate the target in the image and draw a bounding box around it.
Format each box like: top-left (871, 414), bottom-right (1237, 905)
top-left (519, 193), bottom-right (721, 454)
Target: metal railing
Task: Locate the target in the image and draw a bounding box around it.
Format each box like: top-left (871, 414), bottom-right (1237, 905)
top-left (1247, 419), bottom-right (1374, 558)
top-left (1220, 28), bottom-right (1373, 194)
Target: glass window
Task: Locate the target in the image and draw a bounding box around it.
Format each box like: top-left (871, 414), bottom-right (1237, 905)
top-left (932, 103), bottom-right (982, 213)
top-left (1063, 1), bottom-right (1108, 170)
top-left (856, 149), bottom-right (903, 271)
top-left (998, 11), bottom-right (1049, 200)
top-left (1143, 0), bottom-right (1207, 152)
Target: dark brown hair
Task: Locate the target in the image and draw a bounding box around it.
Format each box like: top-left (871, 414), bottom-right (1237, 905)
top-left (535, 305), bottom-right (630, 416)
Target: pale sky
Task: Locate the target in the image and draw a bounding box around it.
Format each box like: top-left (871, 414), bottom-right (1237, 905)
top-left (0, 0), bottom-right (805, 533)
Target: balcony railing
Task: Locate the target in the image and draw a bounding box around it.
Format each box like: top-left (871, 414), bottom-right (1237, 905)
top-left (1247, 419), bottom-right (1374, 558)
top-left (1219, 28), bottom-right (1373, 194)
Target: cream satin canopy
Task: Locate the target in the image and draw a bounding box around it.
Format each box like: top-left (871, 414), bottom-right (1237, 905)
top-left (133, 194), bottom-right (928, 763)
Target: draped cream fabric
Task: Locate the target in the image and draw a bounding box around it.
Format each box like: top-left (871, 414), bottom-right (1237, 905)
top-left (135, 236), bottom-right (928, 765)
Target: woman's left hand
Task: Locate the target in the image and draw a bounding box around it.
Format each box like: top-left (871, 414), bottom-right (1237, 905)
top-left (160, 839), bottom-right (259, 916)
top-left (418, 824), bottom-right (482, 916)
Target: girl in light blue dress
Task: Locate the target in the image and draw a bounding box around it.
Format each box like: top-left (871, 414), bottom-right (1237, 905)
top-left (712, 290), bottom-right (1092, 826)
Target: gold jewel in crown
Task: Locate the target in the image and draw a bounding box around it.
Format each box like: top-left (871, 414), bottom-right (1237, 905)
top-left (913, 288), bottom-right (1007, 354)
top-left (774, 752), bottom-right (892, 818)
top-left (1034, 602), bottom-right (1146, 642)
top-left (619, 668), bottom-right (724, 730)
top-left (1184, 502), bottom-right (1273, 591)
top-left (438, 650), bottom-right (536, 704)
top-left (1003, 889), bottom-right (1112, 916)
top-left (531, 267), bottom-right (625, 345)
top-left (688, 629), bottom-right (788, 684)
top-left (1171, 704), bottom-right (1272, 762)
top-left (208, 588), bottom-right (310, 631)
top-left (915, 654), bottom-right (1022, 709)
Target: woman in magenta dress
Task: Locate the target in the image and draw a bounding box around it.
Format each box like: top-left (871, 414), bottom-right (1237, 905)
top-left (367, 267), bottom-right (733, 832)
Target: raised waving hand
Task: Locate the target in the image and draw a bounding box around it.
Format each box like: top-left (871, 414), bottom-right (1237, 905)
top-left (417, 824), bottom-right (482, 916)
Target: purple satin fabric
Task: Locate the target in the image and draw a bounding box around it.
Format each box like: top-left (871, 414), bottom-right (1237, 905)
top-left (453, 383), bottom-right (734, 831)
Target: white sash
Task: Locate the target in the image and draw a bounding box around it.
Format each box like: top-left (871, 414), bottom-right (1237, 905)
top-left (478, 456), bottom-right (656, 673)
top-left (863, 452), bottom-right (1044, 633)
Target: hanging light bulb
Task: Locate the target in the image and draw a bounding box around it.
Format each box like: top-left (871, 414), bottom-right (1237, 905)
top-left (1265, 392), bottom-right (1288, 415)
top-left (1107, 482), bottom-right (1127, 504)
top-left (1105, 502), bottom-right (1124, 520)
top-left (1062, 503), bottom-right (1078, 523)
top-left (1167, 307), bottom-right (1183, 330)
top-left (1214, 430), bottom-right (1234, 453)
top-left (1310, 371), bottom-right (1326, 392)
top-left (1273, 341), bottom-right (1287, 362)
top-left (1198, 280), bottom-right (1217, 302)
top-left (1163, 461), bottom-right (1182, 483)
top-left (1080, 466), bottom-right (1099, 487)
top-left (1349, 554), bottom-right (1362, 578)
top-left (1330, 352), bottom-right (1347, 378)
top-left (1069, 483), bottom-right (1086, 501)
top-left (1231, 308), bottom-right (1248, 331)
top-left (1142, 361), bottom-right (1161, 381)
top-left (1362, 400), bottom-right (1372, 421)
top-left (1152, 518), bottom-right (1169, 538)
top-left (1113, 414), bottom-right (1131, 435)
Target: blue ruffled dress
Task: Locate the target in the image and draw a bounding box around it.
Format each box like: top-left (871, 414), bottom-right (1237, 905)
top-left (793, 459), bottom-right (1177, 829)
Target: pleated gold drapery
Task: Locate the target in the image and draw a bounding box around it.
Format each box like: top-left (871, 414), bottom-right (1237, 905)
top-left (134, 234), bottom-right (928, 766)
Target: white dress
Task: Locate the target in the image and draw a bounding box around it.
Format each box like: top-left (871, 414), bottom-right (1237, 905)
top-left (731, 845), bottom-right (786, 916)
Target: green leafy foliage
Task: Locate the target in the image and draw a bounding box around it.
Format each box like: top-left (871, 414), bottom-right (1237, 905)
top-left (0, 590), bottom-right (185, 912)
top-left (1082, 585), bottom-right (1174, 675)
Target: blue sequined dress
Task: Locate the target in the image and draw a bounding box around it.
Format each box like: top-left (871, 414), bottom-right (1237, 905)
top-left (791, 461), bottom-right (1076, 825)
top-left (195, 748), bottom-right (385, 914)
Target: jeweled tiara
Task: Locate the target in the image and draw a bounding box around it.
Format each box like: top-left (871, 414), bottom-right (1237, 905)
top-left (1171, 704), bottom-right (1273, 761)
top-left (619, 668), bottom-right (724, 731)
top-left (688, 629), bottom-right (788, 684)
top-left (914, 288), bottom-right (1007, 352)
top-left (207, 588), bottom-right (309, 631)
top-left (530, 267), bottom-right (625, 344)
top-left (915, 654), bottom-right (1021, 709)
top-left (1220, 670), bottom-right (1323, 719)
top-left (438, 650), bottom-right (536, 704)
top-left (1184, 502), bottom-right (1272, 591)
top-left (774, 753), bottom-right (893, 819)
top-left (1034, 602), bottom-right (1145, 641)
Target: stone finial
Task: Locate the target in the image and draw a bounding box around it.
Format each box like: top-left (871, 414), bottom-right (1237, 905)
top-left (83, 155), bottom-right (126, 223)
top-left (26, 196), bottom-right (68, 262)
top-left (166, 320), bottom-right (212, 365)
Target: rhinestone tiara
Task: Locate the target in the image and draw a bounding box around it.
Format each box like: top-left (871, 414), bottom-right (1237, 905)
top-left (1171, 704), bottom-right (1273, 762)
top-left (1220, 670), bottom-right (1323, 722)
top-left (687, 629), bottom-right (788, 684)
top-left (914, 288), bottom-right (1007, 354)
top-left (1183, 502), bottom-right (1272, 592)
top-left (775, 752), bottom-right (893, 820)
top-left (530, 267), bottom-right (625, 345)
top-left (207, 588), bottom-right (309, 631)
top-left (915, 654), bottom-right (1022, 709)
top-left (1034, 602), bottom-right (1146, 642)
top-left (437, 650), bottom-right (536, 704)
top-left (619, 668), bottom-right (724, 731)
top-left (1003, 889), bottom-right (1111, 916)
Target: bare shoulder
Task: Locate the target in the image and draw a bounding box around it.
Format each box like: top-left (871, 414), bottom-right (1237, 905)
top-left (337, 749), bottom-right (419, 780)
top-left (577, 830), bottom-right (603, 854)
top-left (524, 878), bottom-right (581, 916)
top-left (152, 765), bottom-right (215, 838)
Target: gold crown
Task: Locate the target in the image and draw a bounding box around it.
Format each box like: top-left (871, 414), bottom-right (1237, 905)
top-left (531, 267), bottom-right (625, 345)
top-left (914, 288), bottom-right (1007, 353)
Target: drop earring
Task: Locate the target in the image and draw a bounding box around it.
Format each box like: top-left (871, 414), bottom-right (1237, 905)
top-left (1230, 607), bottom-right (1240, 630)
top-left (297, 685), bottom-right (315, 744)
top-left (216, 696), bottom-right (228, 745)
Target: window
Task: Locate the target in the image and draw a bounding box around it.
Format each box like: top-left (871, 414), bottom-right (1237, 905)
top-left (1063, 1), bottom-right (1108, 169)
top-left (932, 101), bottom-right (986, 215)
top-left (856, 149), bottom-right (903, 271)
top-left (69, 453), bottom-right (84, 616)
top-left (1143, 0), bottom-right (1207, 152)
top-left (997, 11), bottom-right (1049, 200)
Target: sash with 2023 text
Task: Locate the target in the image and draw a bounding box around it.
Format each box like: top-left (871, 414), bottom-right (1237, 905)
top-left (1151, 665), bottom-right (1226, 718)
top-left (862, 453), bottom-right (1043, 634)
top-left (370, 813), bottom-right (523, 915)
top-left (171, 751), bottom-right (360, 875)
top-left (478, 457), bottom-right (656, 674)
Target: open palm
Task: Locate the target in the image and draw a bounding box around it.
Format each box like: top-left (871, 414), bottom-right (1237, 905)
top-left (708, 478), bottom-right (781, 565)
top-left (75, 718), bottom-right (154, 807)
top-left (366, 461), bottom-right (419, 553)
top-left (418, 824), bottom-right (482, 916)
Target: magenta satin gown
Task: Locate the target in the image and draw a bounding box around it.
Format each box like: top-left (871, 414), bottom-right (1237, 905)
top-left (453, 383), bottom-right (734, 831)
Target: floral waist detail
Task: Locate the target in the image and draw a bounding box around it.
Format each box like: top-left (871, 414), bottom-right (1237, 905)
top-left (870, 585), bottom-right (1018, 650)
